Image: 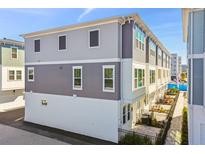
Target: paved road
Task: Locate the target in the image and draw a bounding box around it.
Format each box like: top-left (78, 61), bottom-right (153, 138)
top-left (165, 91), bottom-right (187, 145)
top-left (0, 108), bottom-right (114, 145)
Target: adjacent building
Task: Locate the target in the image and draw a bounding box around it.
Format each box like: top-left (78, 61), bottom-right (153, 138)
top-left (182, 8), bottom-right (205, 144)
top-left (171, 53), bottom-right (181, 81)
top-left (0, 38), bottom-right (24, 104)
top-left (22, 14), bottom-right (171, 143)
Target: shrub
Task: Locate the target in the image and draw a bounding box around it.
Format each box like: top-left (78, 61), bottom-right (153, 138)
top-left (119, 133), bottom-right (153, 145)
top-left (181, 107), bottom-right (188, 145)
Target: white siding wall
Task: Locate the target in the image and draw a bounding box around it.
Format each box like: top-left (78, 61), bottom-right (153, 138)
top-left (1, 66), bottom-right (25, 91)
top-left (24, 92), bottom-right (119, 143)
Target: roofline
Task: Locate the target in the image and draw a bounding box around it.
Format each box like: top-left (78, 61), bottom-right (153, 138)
top-left (0, 38), bottom-right (24, 47)
top-left (20, 13), bottom-right (170, 55)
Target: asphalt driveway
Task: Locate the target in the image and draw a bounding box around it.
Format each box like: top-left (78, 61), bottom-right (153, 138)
top-left (0, 108), bottom-right (114, 145)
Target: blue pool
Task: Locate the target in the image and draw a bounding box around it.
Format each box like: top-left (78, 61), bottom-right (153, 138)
top-left (168, 83), bottom-right (187, 91)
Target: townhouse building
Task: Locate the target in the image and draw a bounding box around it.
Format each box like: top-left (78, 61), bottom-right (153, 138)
top-left (183, 8), bottom-right (205, 144)
top-left (171, 53), bottom-right (181, 81)
top-left (0, 38), bottom-right (24, 104)
top-left (22, 14), bottom-right (170, 143)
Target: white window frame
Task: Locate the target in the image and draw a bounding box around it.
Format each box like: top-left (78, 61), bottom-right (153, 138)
top-left (28, 67), bottom-right (34, 82)
top-left (72, 66), bottom-right (83, 90)
top-left (127, 104), bottom-right (131, 121)
top-left (8, 70), bottom-right (15, 81)
top-left (58, 34), bottom-right (67, 51)
top-left (134, 68), bottom-right (138, 89)
top-left (34, 38), bottom-right (41, 53)
top-left (16, 70), bottom-right (22, 81)
top-left (102, 65), bottom-right (115, 93)
top-left (134, 68), bottom-right (145, 90)
top-left (88, 29), bottom-right (100, 48)
top-left (122, 105), bottom-right (126, 124)
top-left (11, 47), bottom-right (18, 59)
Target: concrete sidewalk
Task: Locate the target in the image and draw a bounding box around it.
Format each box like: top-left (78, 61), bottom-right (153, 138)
top-left (0, 97), bottom-right (25, 112)
top-left (0, 124), bottom-right (68, 145)
top-left (165, 91), bottom-right (187, 145)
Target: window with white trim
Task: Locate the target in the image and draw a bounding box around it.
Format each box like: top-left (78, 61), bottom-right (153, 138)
top-left (127, 104), bottom-right (131, 121)
top-left (9, 70), bottom-right (15, 81)
top-left (73, 66), bottom-right (82, 90)
top-left (34, 39), bottom-right (40, 52)
top-left (149, 39), bottom-right (156, 57)
top-left (59, 35), bottom-right (66, 50)
top-left (28, 67), bottom-right (34, 82)
top-left (103, 65), bottom-right (115, 92)
top-left (123, 106), bottom-right (126, 124)
top-left (134, 68), bottom-right (145, 89)
top-left (16, 70), bottom-right (22, 80)
top-left (150, 70), bottom-right (155, 84)
top-left (11, 48), bottom-right (17, 59)
top-left (89, 30), bottom-right (99, 48)
top-left (135, 25), bottom-right (145, 51)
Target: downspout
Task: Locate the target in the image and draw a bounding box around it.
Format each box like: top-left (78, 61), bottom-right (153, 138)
top-left (119, 17), bottom-right (125, 132)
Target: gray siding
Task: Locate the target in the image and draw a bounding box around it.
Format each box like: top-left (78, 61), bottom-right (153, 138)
top-left (192, 59), bottom-right (203, 105)
top-left (146, 37), bottom-right (149, 63)
top-left (25, 22), bottom-right (120, 63)
top-left (193, 10), bottom-right (204, 54)
top-left (122, 21), bottom-right (133, 59)
top-left (25, 62), bottom-right (120, 100)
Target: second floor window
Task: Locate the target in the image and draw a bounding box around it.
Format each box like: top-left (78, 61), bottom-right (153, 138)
top-left (73, 66), bottom-right (82, 90)
top-left (16, 70), bottom-right (22, 80)
top-left (12, 48), bottom-right (17, 59)
top-left (59, 35), bottom-right (66, 50)
top-left (89, 30), bottom-right (99, 48)
top-left (134, 68), bottom-right (145, 89)
top-left (34, 39), bottom-right (40, 52)
top-left (150, 70), bottom-right (155, 84)
top-left (103, 65), bottom-right (115, 92)
top-left (28, 67), bottom-right (34, 82)
top-left (9, 70), bottom-right (15, 81)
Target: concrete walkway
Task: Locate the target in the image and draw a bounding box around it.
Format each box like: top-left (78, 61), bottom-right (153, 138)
top-left (0, 98), bottom-right (25, 112)
top-left (165, 91), bottom-right (187, 145)
top-left (0, 124), bottom-right (68, 145)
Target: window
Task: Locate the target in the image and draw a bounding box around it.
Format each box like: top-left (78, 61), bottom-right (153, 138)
top-left (11, 48), bottom-right (17, 59)
top-left (16, 70), bottom-right (22, 80)
top-left (127, 104), bottom-right (131, 121)
top-left (150, 70), bottom-right (155, 84)
top-left (123, 106), bottom-right (126, 124)
top-left (158, 48), bottom-right (162, 59)
top-left (9, 70), bottom-right (15, 81)
top-left (134, 68), bottom-right (145, 89)
top-left (28, 67), bottom-right (34, 82)
top-left (73, 66), bottom-right (82, 90)
top-left (135, 25), bottom-right (145, 51)
top-left (158, 69), bottom-right (161, 79)
top-left (34, 39), bottom-right (40, 52)
top-left (149, 40), bottom-right (156, 56)
top-left (89, 30), bottom-right (99, 48)
top-left (59, 35), bottom-right (66, 50)
top-left (103, 65), bottom-right (115, 92)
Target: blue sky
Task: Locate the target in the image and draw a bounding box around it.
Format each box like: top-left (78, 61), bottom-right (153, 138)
top-left (0, 8), bottom-right (186, 64)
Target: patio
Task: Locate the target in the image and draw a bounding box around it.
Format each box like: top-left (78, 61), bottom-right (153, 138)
top-left (133, 124), bottom-right (161, 137)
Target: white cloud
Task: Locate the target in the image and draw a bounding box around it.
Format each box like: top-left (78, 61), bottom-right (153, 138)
top-left (77, 8), bottom-right (95, 22)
